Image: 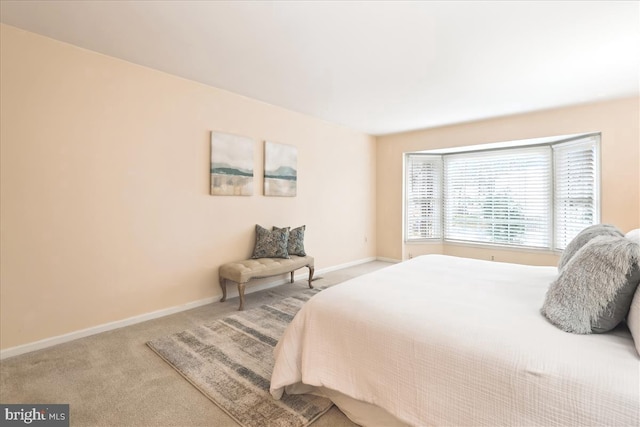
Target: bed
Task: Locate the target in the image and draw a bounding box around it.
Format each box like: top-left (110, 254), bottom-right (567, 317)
top-left (269, 255), bottom-right (640, 426)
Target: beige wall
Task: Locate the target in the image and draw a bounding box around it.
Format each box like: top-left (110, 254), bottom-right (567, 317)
top-left (0, 25), bottom-right (377, 350)
top-left (377, 97), bottom-right (640, 264)
top-left (2, 23), bottom-right (638, 353)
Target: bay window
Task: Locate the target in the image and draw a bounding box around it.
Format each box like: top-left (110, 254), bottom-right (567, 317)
top-left (404, 134), bottom-right (599, 250)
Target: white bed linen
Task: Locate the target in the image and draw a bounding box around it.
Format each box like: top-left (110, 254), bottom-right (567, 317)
top-left (270, 255), bottom-right (640, 426)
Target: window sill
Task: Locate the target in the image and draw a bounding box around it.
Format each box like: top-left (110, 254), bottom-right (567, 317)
top-left (444, 240), bottom-right (562, 256)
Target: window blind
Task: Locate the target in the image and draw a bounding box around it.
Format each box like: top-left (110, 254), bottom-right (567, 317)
top-left (553, 137), bottom-right (599, 250)
top-left (405, 155), bottom-right (442, 240)
top-left (443, 147), bottom-right (551, 248)
top-left (404, 134), bottom-right (599, 250)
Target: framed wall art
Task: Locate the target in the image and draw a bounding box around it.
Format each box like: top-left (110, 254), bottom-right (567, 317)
top-left (264, 141), bottom-right (297, 197)
top-left (210, 131), bottom-right (255, 196)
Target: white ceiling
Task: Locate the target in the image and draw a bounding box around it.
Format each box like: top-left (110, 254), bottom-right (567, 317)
top-left (1, 1), bottom-right (639, 135)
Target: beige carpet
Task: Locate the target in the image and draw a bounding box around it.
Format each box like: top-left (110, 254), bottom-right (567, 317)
top-left (0, 261), bottom-right (391, 426)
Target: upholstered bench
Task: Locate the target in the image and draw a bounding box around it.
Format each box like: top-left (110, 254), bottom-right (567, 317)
top-left (219, 255), bottom-right (314, 310)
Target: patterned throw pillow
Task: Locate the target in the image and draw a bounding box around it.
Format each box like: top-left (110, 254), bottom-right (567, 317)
top-left (274, 225), bottom-right (306, 256)
top-left (252, 225), bottom-right (290, 259)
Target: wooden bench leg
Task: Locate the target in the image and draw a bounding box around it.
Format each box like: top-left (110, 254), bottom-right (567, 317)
top-left (238, 282), bottom-right (246, 311)
top-left (308, 265), bottom-right (314, 289)
top-left (219, 276), bottom-right (227, 302)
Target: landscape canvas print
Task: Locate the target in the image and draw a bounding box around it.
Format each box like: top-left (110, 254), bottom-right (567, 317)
top-left (210, 132), bottom-right (254, 196)
top-left (264, 141), bottom-right (297, 196)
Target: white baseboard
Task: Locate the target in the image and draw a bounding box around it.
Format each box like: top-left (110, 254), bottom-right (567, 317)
top-left (0, 295), bottom-right (219, 360)
top-left (0, 256), bottom-right (378, 360)
top-left (376, 256), bottom-right (401, 263)
top-left (314, 256), bottom-right (377, 275)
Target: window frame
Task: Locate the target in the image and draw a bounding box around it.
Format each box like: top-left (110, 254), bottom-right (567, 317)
top-left (403, 133), bottom-right (601, 252)
top-left (403, 154), bottom-right (443, 242)
top-left (551, 136), bottom-right (601, 250)
top-left (442, 145), bottom-right (553, 249)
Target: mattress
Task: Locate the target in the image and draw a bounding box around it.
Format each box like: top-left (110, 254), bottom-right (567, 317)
top-left (270, 255), bottom-right (640, 426)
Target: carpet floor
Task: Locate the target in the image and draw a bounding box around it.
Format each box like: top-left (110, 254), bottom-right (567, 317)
top-left (0, 260), bottom-right (391, 426)
top-left (148, 289), bottom-right (331, 427)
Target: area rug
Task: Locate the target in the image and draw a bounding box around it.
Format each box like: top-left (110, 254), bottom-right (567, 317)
top-left (147, 288), bottom-right (331, 427)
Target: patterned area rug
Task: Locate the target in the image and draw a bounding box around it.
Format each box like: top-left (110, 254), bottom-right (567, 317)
top-left (147, 288), bottom-right (331, 427)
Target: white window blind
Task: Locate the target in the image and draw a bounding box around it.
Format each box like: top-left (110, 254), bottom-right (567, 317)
top-left (405, 155), bottom-right (442, 240)
top-left (404, 134), bottom-right (599, 250)
top-left (444, 147), bottom-right (551, 248)
top-left (553, 137), bottom-right (599, 250)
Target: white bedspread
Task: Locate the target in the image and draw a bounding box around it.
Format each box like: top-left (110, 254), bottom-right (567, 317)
top-left (270, 255), bottom-right (640, 426)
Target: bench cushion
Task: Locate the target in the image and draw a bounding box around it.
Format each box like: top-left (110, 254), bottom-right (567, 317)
top-left (219, 255), bottom-right (314, 284)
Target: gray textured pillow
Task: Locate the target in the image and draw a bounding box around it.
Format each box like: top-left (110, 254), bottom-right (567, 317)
top-left (626, 228), bottom-right (640, 244)
top-left (594, 263), bottom-right (640, 333)
top-left (274, 225), bottom-right (306, 256)
top-left (558, 224), bottom-right (623, 270)
top-left (626, 284), bottom-right (640, 356)
top-left (542, 235), bottom-right (640, 334)
top-left (251, 225), bottom-right (290, 259)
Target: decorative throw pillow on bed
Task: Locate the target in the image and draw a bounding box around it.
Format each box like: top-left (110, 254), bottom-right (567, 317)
top-left (274, 225), bottom-right (306, 256)
top-left (624, 229), bottom-right (640, 355)
top-left (626, 228), bottom-right (640, 244)
top-left (627, 285), bottom-right (640, 356)
top-left (541, 235), bottom-right (640, 334)
top-left (558, 224), bottom-right (624, 270)
top-left (252, 225), bottom-right (290, 259)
